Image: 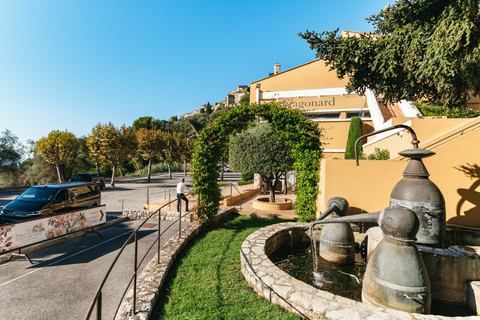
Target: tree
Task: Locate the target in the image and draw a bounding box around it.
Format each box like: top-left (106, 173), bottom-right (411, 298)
top-left (239, 94), bottom-right (250, 105)
top-left (136, 128), bottom-right (165, 182)
top-left (36, 130), bottom-right (78, 183)
top-left (132, 116), bottom-right (163, 131)
top-left (299, 0), bottom-right (480, 110)
top-left (180, 137), bottom-right (195, 176)
top-left (230, 123), bottom-right (294, 203)
top-left (206, 102), bottom-right (213, 115)
top-left (87, 123), bottom-right (137, 187)
top-left (344, 117), bottom-right (363, 160)
top-left (158, 132), bottom-right (183, 179)
top-left (0, 129), bottom-right (23, 173)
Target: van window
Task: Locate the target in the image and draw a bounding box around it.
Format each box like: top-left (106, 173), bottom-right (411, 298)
top-left (75, 185), bottom-right (98, 199)
top-left (55, 190), bottom-right (68, 203)
top-left (17, 187), bottom-right (57, 202)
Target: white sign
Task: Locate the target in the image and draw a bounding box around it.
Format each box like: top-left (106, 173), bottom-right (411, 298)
top-left (0, 206), bottom-right (106, 253)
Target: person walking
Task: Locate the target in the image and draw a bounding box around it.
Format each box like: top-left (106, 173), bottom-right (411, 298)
top-left (177, 178), bottom-right (190, 212)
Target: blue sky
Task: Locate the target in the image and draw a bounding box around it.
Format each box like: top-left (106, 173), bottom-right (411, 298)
top-left (0, 0), bottom-right (389, 145)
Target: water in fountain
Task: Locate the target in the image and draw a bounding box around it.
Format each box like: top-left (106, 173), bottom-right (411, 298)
top-left (270, 242), bottom-right (365, 301)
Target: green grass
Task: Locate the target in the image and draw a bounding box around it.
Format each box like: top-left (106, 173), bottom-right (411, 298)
top-left (152, 215), bottom-right (301, 320)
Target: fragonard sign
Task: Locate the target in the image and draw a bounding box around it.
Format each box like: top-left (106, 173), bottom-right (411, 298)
top-left (0, 206), bottom-right (106, 253)
top-left (279, 97), bottom-right (336, 109)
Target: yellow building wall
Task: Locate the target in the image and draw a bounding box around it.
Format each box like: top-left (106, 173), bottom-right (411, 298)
top-left (318, 159), bottom-right (405, 216)
top-left (250, 60), bottom-right (349, 104)
top-left (364, 117), bottom-right (478, 159)
top-left (319, 120), bottom-right (374, 155)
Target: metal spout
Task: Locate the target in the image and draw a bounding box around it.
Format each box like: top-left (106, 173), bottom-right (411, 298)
top-left (316, 211), bottom-right (381, 226)
top-left (309, 197), bottom-right (349, 235)
top-left (354, 125), bottom-right (419, 166)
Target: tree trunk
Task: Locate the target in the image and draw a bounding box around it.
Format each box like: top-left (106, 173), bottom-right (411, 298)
top-left (111, 165), bottom-right (116, 188)
top-left (147, 159), bottom-right (152, 183)
top-left (168, 163), bottom-right (172, 179)
top-left (220, 159), bottom-right (224, 181)
top-left (55, 163), bottom-right (63, 183)
top-left (119, 168), bottom-right (123, 177)
top-left (184, 159), bottom-right (187, 176)
top-left (269, 180), bottom-right (276, 203)
top-left (284, 172), bottom-right (288, 195)
top-left (95, 161), bottom-right (100, 174)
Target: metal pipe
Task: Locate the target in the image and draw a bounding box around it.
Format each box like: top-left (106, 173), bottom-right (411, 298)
top-left (308, 197), bottom-right (350, 234)
top-left (317, 211), bottom-right (381, 225)
top-left (178, 201), bottom-right (182, 239)
top-left (133, 232), bottom-right (138, 315)
top-left (354, 125), bottom-right (419, 166)
top-left (309, 205), bottom-right (337, 235)
top-left (158, 209), bottom-right (161, 264)
top-left (97, 291), bottom-right (102, 320)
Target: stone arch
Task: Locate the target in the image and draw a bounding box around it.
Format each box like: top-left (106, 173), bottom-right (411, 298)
top-left (190, 103), bottom-right (322, 222)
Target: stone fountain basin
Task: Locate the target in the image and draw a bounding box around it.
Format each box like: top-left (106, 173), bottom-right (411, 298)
top-left (252, 197), bottom-right (293, 210)
top-left (240, 222), bottom-right (478, 320)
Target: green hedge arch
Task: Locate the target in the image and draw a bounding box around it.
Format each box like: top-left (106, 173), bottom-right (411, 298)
top-left (190, 102), bottom-right (322, 223)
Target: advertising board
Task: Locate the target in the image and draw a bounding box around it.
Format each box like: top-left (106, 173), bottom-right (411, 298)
top-left (0, 206), bottom-right (106, 253)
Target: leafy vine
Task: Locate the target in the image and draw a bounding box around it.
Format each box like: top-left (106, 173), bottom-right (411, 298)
top-left (190, 102), bottom-right (322, 223)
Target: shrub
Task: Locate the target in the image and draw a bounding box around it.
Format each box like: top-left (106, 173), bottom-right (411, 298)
top-left (238, 180), bottom-right (254, 186)
top-left (345, 117), bottom-right (363, 159)
top-left (241, 172), bottom-right (254, 181)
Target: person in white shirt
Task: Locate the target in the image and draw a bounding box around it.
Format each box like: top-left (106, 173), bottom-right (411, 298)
top-left (176, 178), bottom-right (190, 212)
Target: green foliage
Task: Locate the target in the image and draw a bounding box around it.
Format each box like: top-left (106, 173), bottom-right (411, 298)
top-left (230, 123), bottom-right (293, 202)
top-left (238, 179), bottom-right (254, 186)
top-left (0, 129), bottom-right (23, 174)
top-left (239, 93), bottom-right (250, 105)
top-left (36, 130), bottom-right (78, 182)
top-left (152, 215), bottom-right (300, 320)
top-left (87, 123), bottom-right (137, 187)
top-left (241, 172), bottom-right (254, 181)
top-left (414, 101), bottom-right (480, 118)
top-left (367, 148), bottom-right (390, 160)
top-left (206, 102), bottom-right (213, 115)
top-left (190, 102), bottom-right (322, 223)
top-left (299, 0), bottom-right (480, 110)
top-left (344, 117), bottom-right (362, 160)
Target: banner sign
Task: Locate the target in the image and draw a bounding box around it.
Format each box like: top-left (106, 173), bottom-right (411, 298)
top-left (0, 206), bottom-right (106, 253)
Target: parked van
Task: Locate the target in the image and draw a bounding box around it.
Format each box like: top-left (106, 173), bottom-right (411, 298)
top-left (0, 182), bottom-right (101, 222)
top-left (70, 173), bottom-right (106, 189)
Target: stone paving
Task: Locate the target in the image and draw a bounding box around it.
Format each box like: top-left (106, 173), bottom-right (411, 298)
top-left (240, 222), bottom-right (480, 320)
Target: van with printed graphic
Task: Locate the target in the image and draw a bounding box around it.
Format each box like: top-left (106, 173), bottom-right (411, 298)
top-left (0, 182), bottom-right (101, 222)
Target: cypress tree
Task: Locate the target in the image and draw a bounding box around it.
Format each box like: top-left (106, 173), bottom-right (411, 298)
top-left (344, 117), bottom-right (362, 159)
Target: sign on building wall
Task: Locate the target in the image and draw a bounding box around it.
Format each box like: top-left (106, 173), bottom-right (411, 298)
top-left (0, 206), bottom-right (106, 253)
top-left (273, 96), bottom-right (365, 111)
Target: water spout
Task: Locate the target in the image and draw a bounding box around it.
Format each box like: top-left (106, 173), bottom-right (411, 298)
top-left (354, 124), bottom-right (420, 166)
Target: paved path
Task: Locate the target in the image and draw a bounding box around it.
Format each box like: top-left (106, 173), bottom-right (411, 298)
top-left (0, 218), bottom-right (191, 320)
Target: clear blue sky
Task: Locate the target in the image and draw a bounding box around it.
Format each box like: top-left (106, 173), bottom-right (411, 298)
top-left (0, 0), bottom-right (388, 145)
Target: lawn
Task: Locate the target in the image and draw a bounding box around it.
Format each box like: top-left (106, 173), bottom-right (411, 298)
top-left (152, 214), bottom-right (302, 320)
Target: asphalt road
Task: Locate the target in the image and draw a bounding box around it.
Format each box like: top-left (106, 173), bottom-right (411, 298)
top-left (0, 171), bottom-right (240, 320)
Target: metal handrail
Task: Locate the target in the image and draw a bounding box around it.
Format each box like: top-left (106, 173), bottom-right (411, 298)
top-left (84, 193), bottom-right (192, 320)
top-left (224, 182), bottom-right (243, 211)
top-left (423, 119), bottom-right (480, 151)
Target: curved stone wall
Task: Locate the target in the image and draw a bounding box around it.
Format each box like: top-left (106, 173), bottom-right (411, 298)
top-left (240, 222), bottom-right (479, 320)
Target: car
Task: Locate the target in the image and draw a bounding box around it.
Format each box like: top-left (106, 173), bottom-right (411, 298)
top-left (70, 173), bottom-right (106, 189)
top-left (0, 182), bottom-right (101, 222)
top-left (218, 166), bottom-right (231, 172)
